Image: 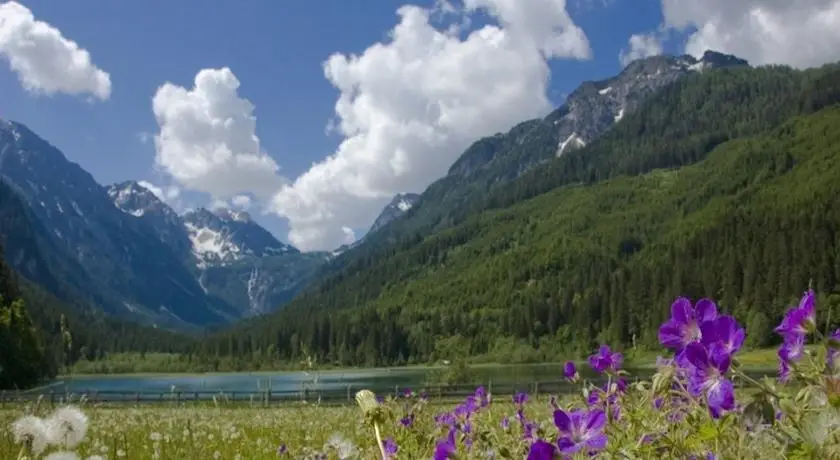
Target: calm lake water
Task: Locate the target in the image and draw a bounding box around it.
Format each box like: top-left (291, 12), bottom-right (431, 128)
top-left (37, 364), bottom-right (773, 399)
top-left (47, 364), bottom-right (574, 395)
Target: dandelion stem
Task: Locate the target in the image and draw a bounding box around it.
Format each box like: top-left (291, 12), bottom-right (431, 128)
top-left (373, 421), bottom-right (387, 460)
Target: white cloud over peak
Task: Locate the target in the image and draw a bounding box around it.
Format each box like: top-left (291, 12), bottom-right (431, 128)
top-left (0, 1), bottom-right (111, 99)
top-left (137, 180), bottom-right (180, 202)
top-left (660, 0), bottom-right (840, 69)
top-left (270, 1), bottom-right (591, 251)
top-left (230, 194), bottom-right (252, 210)
top-left (619, 32), bottom-right (664, 67)
top-left (151, 67), bottom-right (286, 201)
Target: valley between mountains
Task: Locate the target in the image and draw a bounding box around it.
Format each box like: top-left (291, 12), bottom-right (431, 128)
top-left (3, 50), bottom-right (840, 384)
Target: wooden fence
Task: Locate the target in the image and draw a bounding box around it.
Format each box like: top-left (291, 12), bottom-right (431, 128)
top-left (0, 374), bottom-right (763, 408)
top-left (0, 378), bottom-right (646, 407)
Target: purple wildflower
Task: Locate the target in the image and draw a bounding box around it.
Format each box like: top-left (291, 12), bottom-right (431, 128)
top-left (433, 428), bottom-right (457, 460)
top-left (777, 333), bottom-right (805, 382)
top-left (588, 345), bottom-right (623, 374)
top-left (684, 342), bottom-right (735, 417)
top-left (276, 443), bottom-right (287, 456)
top-left (554, 408), bottom-right (608, 455)
top-left (383, 437), bottom-right (398, 459)
top-left (474, 386), bottom-right (489, 407)
top-left (774, 290), bottom-right (816, 340)
top-left (523, 420), bottom-right (538, 441)
top-left (778, 359), bottom-right (791, 383)
top-left (513, 392), bottom-right (529, 407)
top-left (563, 361), bottom-right (578, 380)
top-left (653, 397), bottom-right (664, 410)
top-left (659, 297), bottom-right (718, 351)
top-left (435, 412), bottom-right (456, 428)
top-left (528, 440), bottom-right (558, 460)
top-left (703, 315), bottom-right (746, 361)
top-left (400, 414), bottom-right (414, 427)
top-left (500, 416), bottom-right (510, 431)
top-left (778, 335), bottom-right (805, 363)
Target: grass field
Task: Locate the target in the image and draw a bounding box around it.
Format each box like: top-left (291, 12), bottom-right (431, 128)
top-left (0, 380), bottom-right (810, 459)
top-left (1, 395), bottom-right (544, 459)
top-left (2, 346), bottom-right (833, 459)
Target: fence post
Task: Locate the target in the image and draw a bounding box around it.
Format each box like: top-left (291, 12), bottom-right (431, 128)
top-left (394, 385), bottom-right (399, 399)
top-left (346, 385), bottom-right (351, 402)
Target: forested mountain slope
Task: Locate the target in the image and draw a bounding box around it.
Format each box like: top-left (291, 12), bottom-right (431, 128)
top-left (287, 63), bottom-right (840, 324)
top-left (317, 52), bottom-right (748, 278)
top-left (199, 63), bottom-right (840, 366)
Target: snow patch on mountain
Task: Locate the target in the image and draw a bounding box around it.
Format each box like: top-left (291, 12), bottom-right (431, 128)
top-left (184, 221), bottom-right (243, 267)
top-left (557, 132), bottom-right (586, 156)
top-left (368, 193), bottom-right (421, 234)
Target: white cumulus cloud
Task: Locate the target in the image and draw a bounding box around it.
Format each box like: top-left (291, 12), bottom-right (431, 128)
top-left (619, 32), bottom-right (664, 67)
top-left (270, 1), bottom-right (591, 251)
top-left (0, 1), bottom-right (110, 99)
top-left (151, 68), bottom-right (286, 201)
top-left (660, 0), bottom-right (840, 69)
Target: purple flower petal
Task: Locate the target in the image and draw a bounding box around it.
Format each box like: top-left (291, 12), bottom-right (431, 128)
top-left (695, 298), bottom-right (718, 323)
top-left (685, 342), bottom-right (709, 370)
top-left (700, 320), bottom-right (719, 345)
top-left (672, 297), bottom-right (692, 323)
top-left (584, 409), bottom-right (606, 433)
top-left (557, 437), bottom-right (581, 454)
top-left (707, 378), bottom-right (735, 412)
top-left (563, 361), bottom-right (577, 379)
top-left (584, 433), bottom-right (608, 450)
top-left (658, 320), bottom-right (687, 349)
top-left (799, 290), bottom-right (815, 315)
top-left (553, 409), bottom-right (571, 433)
top-left (527, 440), bottom-right (556, 460)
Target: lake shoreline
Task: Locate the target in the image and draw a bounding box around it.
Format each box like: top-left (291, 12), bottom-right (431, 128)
top-left (57, 358), bottom-right (777, 380)
top-left (57, 361), bottom-right (561, 379)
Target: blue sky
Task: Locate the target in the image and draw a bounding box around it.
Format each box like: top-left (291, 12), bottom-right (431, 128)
top-left (0, 0), bottom-right (836, 250)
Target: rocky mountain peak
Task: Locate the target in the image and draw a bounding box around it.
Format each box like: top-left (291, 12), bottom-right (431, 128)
top-left (106, 180), bottom-right (190, 258)
top-left (107, 180), bottom-right (176, 218)
top-left (213, 207), bottom-right (251, 223)
top-left (547, 50), bottom-right (749, 157)
top-left (698, 50), bottom-right (749, 68)
top-left (182, 207), bottom-right (297, 267)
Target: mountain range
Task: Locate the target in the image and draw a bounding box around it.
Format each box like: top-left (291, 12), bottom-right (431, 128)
top-left (0, 120), bottom-right (330, 329)
top-left (198, 53), bottom-right (840, 367)
top-left (0, 50), bottom-right (800, 339)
